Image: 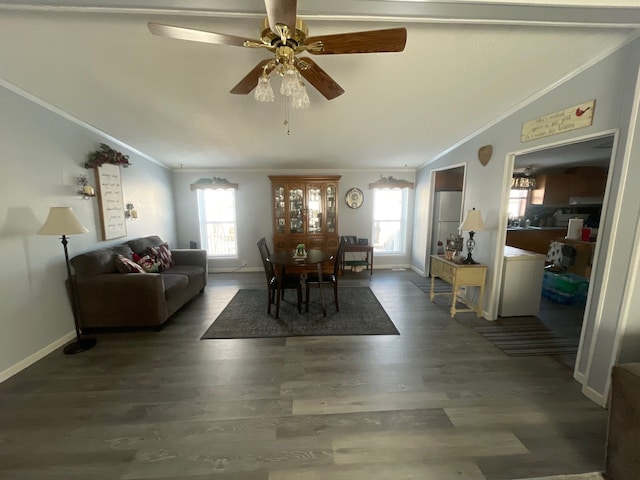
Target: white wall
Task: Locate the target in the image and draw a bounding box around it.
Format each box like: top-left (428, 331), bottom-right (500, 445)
top-left (0, 83), bottom-right (175, 380)
top-left (413, 37), bottom-right (640, 405)
top-left (172, 169), bottom-right (415, 271)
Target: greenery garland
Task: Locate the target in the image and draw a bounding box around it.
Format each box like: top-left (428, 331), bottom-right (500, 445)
top-left (85, 143), bottom-right (131, 169)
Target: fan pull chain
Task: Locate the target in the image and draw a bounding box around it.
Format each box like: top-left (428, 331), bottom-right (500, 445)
top-left (283, 99), bottom-right (291, 135)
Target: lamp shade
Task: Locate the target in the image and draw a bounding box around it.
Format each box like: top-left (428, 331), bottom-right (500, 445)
top-left (459, 208), bottom-right (486, 232)
top-left (37, 207), bottom-right (89, 236)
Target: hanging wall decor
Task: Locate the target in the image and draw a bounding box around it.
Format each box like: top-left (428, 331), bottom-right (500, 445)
top-left (95, 163), bottom-right (127, 240)
top-left (478, 145), bottom-right (493, 166)
top-left (85, 143), bottom-right (131, 169)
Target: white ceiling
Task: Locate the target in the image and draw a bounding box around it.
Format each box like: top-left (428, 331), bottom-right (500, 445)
top-left (0, 1), bottom-right (639, 170)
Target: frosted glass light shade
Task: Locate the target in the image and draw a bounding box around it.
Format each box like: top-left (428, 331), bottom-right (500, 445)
top-left (37, 207), bottom-right (89, 236)
top-left (459, 208), bottom-right (486, 232)
top-left (280, 66), bottom-right (302, 97)
top-left (291, 84), bottom-right (310, 109)
top-left (254, 75), bottom-right (274, 102)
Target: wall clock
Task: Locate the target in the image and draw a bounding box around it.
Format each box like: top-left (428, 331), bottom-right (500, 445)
top-left (345, 187), bottom-right (364, 209)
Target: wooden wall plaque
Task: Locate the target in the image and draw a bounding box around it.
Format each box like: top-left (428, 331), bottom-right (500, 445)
top-left (95, 163), bottom-right (127, 240)
top-left (521, 100), bottom-right (595, 142)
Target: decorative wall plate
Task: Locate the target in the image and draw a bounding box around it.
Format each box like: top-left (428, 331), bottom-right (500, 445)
top-left (345, 187), bottom-right (364, 209)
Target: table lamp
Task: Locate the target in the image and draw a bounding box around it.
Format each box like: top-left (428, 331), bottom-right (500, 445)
top-left (459, 208), bottom-right (486, 265)
top-left (37, 207), bottom-right (96, 354)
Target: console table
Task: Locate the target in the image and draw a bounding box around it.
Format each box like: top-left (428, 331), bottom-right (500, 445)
top-left (429, 255), bottom-right (486, 318)
top-left (341, 244), bottom-right (374, 275)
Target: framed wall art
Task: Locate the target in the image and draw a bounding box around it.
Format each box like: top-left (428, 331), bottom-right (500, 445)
top-left (95, 163), bottom-right (127, 240)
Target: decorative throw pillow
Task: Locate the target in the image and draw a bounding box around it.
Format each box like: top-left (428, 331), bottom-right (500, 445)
top-left (114, 254), bottom-right (146, 274)
top-left (147, 242), bottom-right (174, 271)
top-left (136, 254), bottom-right (162, 273)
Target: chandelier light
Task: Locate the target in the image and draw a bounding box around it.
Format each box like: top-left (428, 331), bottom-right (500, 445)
top-left (511, 166), bottom-right (537, 190)
top-left (511, 175), bottom-right (537, 190)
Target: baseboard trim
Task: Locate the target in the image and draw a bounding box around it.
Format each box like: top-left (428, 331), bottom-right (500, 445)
top-left (0, 331), bottom-right (75, 383)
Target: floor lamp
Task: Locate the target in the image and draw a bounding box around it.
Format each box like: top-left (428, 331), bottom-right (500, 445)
top-left (459, 208), bottom-right (486, 265)
top-left (38, 207), bottom-right (96, 355)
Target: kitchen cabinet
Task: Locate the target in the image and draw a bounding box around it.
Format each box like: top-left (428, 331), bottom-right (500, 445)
top-left (434, 167), bottom-right (464, 191)
top-left (499, 246), bottom-right (546, 317)
top-left (505, 228), bottom-right (566, 255)
top-left (530, 168), bottom-right (607, 205)
top-left (269, 175), bottom-right (341, 255)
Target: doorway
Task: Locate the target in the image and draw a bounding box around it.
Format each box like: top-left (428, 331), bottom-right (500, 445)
top-left (431, 166), bottom-right (465, 254)
top-left (503, 133), bottom-right (615, 368)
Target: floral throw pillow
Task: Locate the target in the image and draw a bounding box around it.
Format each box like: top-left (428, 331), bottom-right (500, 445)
top-left (136, 254), bottom-right (162, 273)
top-left (114, 254), bottom-right (145, 274)
top-left (147, 242), bottom-right (174, 271)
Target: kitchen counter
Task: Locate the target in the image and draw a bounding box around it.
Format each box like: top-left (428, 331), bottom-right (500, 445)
top-left (507, 226), bottom-right (565, 231)
top-left (504, 245), bottom-right (546, 259)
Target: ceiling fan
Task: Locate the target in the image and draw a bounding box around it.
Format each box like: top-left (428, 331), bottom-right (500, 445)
top-left (148, 0), bottom-right (407, 104)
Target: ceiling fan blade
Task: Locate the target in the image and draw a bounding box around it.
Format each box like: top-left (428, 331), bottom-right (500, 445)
top-left (306, 28), bottom-right (407, 55)
top-left (230, 59), bottom-right (272, 95)
top-left (264, 0), bottom-right (297, 34)
top-left (296, 57), bottom-right (344, 100)
top-left (148, 22), bottom-right (260, 47)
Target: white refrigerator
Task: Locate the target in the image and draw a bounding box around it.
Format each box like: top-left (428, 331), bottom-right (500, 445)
top-left (431, 191), bottom-right (463, 255)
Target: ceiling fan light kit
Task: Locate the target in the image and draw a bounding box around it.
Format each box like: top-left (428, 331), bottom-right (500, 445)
top-left (148, 0), bottom-right (407, 107)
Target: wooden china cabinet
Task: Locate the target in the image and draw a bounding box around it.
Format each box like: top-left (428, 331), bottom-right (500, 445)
top-left (269, 175), bottom-right (341, 255)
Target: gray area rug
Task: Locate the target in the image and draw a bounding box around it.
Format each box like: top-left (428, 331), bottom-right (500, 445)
top-left (411, 277), bottom-right (452, 294)
top-left (201, 287), bottom-right (399, 339)
top-left (515, 473), bottom-right (603, 480)
top-left (473, 317), bottom-right (579, 357)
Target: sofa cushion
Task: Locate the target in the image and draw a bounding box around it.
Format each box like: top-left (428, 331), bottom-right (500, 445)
top-left (126, 235), bottom-right (165, 256)
top-left (71, 245), bottom-right (134, 277)
top-left (161, 273), bottom-right (189, 300)
top-left (162, 265), bottom-right (205, 285)
top-left (115, 254), bottom-right (146, 274)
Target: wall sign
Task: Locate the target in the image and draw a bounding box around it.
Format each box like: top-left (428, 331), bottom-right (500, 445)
top-left (96, 163), bottom-right (127, 240)
top-left (521, 100), bottom-right (595, 142)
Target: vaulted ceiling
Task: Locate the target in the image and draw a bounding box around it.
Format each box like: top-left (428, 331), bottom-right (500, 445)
top-left (0, 1), bottom-right (639, 170)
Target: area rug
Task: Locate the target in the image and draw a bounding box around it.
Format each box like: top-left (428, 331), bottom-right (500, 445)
top-left (472, 317), bottom-right (579, 357)
top-left (201, 287), bottom-right (399, 339)
top-left (410, 277), bottom-right (452, 294)
top-left (514, 473), bottom-right (603, 480)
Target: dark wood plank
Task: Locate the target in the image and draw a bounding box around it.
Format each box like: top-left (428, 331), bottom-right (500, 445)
top-left (0, 271), bottom-right (606, 480)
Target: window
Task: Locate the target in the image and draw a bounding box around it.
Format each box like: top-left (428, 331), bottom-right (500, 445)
top-left (198, 189), bottom-right (237, 257)
top-left (508, 189), bottom-right (528, 219)
top-left (372, 189), bottom-right (408, 254)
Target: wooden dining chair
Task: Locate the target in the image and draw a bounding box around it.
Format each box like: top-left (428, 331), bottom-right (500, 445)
top-left (304, 236), bottom-right (347, 313)
top-left (256, 237), bottom-right (302, 314)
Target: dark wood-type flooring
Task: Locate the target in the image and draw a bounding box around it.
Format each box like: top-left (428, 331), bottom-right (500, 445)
top-left (0, 270), bottom-right (607, 480)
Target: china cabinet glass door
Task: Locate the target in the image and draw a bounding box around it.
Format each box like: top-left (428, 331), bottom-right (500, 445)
top-left (307, 186), bottom-right (322, 234)
top-left (273, 186), bottom-right (286, 234)
top-left (289, 186), bottom-right (304, 234)
top-left (326, 185), bottom-right (337, 233)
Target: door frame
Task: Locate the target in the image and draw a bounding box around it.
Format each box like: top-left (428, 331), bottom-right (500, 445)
top-left (491, 128), bottom-right (619, 388)
top-left (425, 162), bottom-right (467, 277)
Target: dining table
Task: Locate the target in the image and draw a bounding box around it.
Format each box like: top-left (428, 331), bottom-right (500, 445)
top-left (268, 249), bottom-right (331, 319)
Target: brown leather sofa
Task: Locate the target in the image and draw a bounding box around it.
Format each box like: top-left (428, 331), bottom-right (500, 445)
top-left (70, 236), bottom-right (207, 329)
